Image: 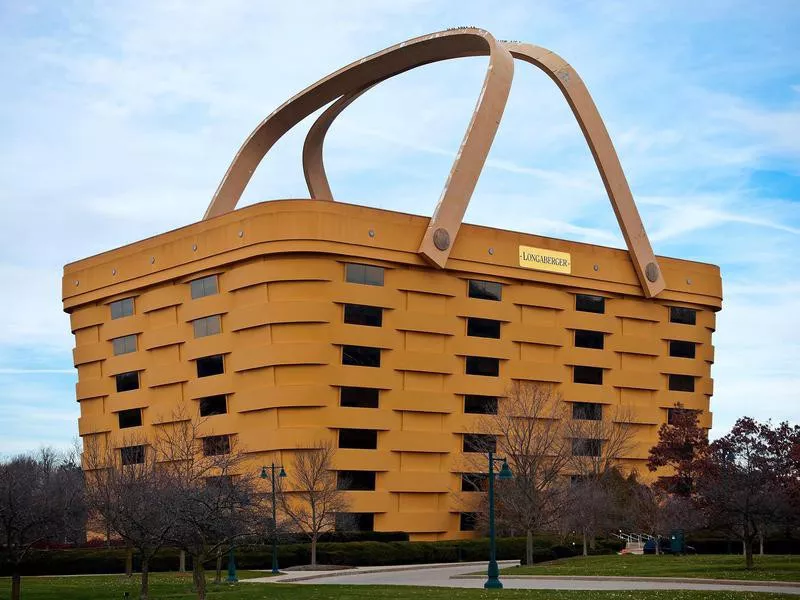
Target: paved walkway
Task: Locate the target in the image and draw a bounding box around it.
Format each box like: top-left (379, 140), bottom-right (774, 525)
top-left (244, 561), bottom-right (800, 594)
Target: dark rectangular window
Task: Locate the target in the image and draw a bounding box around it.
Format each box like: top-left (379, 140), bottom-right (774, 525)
top-left (573, 366), bottom-right (603, 385)
top-left (112, 334), bottom-right (137, 356)
top-left (669, 374), bottom-right (695, 392)
top-left (464, 395), bottom-right (498, 414)
top-left (461, 473), bottom-right (486, 492)
top-left (340, 387), bottom-right (380, 408)
top-left (193, 315), bottom-right (221, 338)
top-left (344, 304), bottom-right (383, 327)
top-left (465, 356), bottom-right (499, 377)
top-left (670, 306), bottom-right (697, 325)
top-left (468, 279), bottom-right (502, 301)
top-left (668, 407), bottom-right (699, 425)
top-left (335, 512), bottom-right (374, 532)
top-left (190, 275), bottom-right (218, 299)
top-left (115, 371), bottom-right (140, 393)
top-left (336, 470), bottom-right (376, 491)
top-left (463, 434), bottom-right (496, 453)
top-left (342, 345), bottom-right (381, 368)
top-left (576, 294), bottom-right (605, 314)
top-left (338, 429), bottom-right (378, 450)
top-left (572, 438), bottom-right (602, 457)
top-left (197, 355), bottom-right (224, 377)
top-left (110, 297), bottom-right (134, 320)
top-left (669, 340), bottom-right (696, 359)
top-left (118, 408), bottom-right (142, 429)
top-left (460, 512), bottom-right (478, 531)
top-left (467, 317), bottom-right (501, 339)
top-left (572, 402), bottom-right (603, 421)
top-left (120, 445), bottom-right (145, 466)
top-left (202, 435), bottom-right (231, 456)
top-left (575, 330), bottom-right (604, 350)
top-left (199, 395), bottom-right (227, 416)
top-left (345, 263), bottom-right (384, 286)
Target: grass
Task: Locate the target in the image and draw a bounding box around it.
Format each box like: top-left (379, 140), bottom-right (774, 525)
top-left (504, 554), bottom-right (800, 581)
top-left (0, 575), bottom-right (796, 600)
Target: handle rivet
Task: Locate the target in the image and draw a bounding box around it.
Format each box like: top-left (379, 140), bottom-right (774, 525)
top-left (488, 247), bottom-right (494, 256)
top-left (433, 228), bottom-right (450, 251)
top-left (150, 256), bottom-right (156, 264)
top-left (192, 244), bottom-right (198, 252)
top-left (111, 269), bottom-right (117, 276)
top-left (645, 262), bottom-right (659, 282)
top-left (593, 264), bottom-right (599, 272)
top-left (238, 231), bottom-right (244, 238)
top-left (368, 229), bottom-right (375, 238)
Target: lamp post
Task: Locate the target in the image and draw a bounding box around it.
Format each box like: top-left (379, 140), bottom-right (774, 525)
top-left (485, 450), bottom-right (513, 590)
top-left (260, 463), bottom-right (287, 574)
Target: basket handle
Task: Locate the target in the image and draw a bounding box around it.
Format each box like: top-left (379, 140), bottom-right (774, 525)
top-left (301, 42), bottom-right (666, 298)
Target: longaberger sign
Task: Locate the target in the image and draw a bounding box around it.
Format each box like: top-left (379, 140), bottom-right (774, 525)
top-left (518, 245), bottom-right (571, 274)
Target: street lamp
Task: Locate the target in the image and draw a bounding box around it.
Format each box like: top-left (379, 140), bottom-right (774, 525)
top-left (260, 463), bottom-right (287, 574)
top-left (485, 450), bottom-right (513, 590)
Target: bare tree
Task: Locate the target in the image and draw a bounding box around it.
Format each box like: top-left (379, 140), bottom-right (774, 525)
top-left (474, 382), bottom-right (571, 565)
top-left (0, 448), bottom-right (85, 600)
top-left (281, 441), bottom-right (349, 566)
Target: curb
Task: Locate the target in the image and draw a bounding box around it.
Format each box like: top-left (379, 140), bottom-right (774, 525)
top-left (452, 574), bottom-right (800, 588)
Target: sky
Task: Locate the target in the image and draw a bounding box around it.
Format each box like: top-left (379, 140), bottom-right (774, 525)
top-left (0, 0), bottom-right (798, 454)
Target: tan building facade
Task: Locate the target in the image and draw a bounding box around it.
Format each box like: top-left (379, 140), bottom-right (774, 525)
top-left (62, 29), bottom-right (722, 541)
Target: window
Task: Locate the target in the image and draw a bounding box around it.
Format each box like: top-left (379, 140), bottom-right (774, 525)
top-left (336, 471), bottom-right (376, 491)
top-left (572, 402), bottom-right (603, 421)
top-left (670, 306), bottom-right (697, 325)
top-left (340, 387), bottom-right (380, 409)
top-left (575, 330), bottom-right (604, 350)
top-left (120, 445), bottom-right (145, 466)
top-left (199, 395), bottom-right (227, 416)
top-left (465, 356), bottom-right (499, 377)
top-left (467, 317), bottom-right (501, 339)
top-left (344, 304), bottom-right (383, 327)
top-left (576, 294), bottom-right (605, 314)
top-left (345, 263), bottom-right (384, 286)
top-left (669, 374), bottom-right (695, 392)
top-left (572, 438), bottom-right (602, 457)
top-left (573, 366), bottom-right (603, 385)
top-left (338, 429), bottom-right (378, 450)
top-left (115, 371), bottom-right (140, 393)
top-left (193, 315), bottom-right (221, 338)
top-left (461, 473), bottom-right (486, 492)
top-left (460, 512), bottom-right (478, 531)
top-left (463, 434), bottom-right (496, 453)
top-left (118, 409), bottom-right (142, 429)
top-left (110, 298), bottom-right (135, 320)
top-left (464, 395), bottom-right (498, 414)
top-left (468, 279), bottom-right (502, 301)
top-left (669, 340), bottom-right (696, 359)
top-left (668, 407), bottom-right (699, 425)
top-left (197, 355), bottom-right (224, 377)
top-left (202, 435), bottom-right (231, 456)
top-left (112, 334), bottom-right (137, 356)
top-left (190, 275), bottom-right (219, 299)
top-left (342, 345), bottom-right (381, 368)
top-left (335, 513), bottom-right (374, 532)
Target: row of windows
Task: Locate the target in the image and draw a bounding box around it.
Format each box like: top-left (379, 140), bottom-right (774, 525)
top-left (119, 434), bottom-right (231, 465)
top-left (110, 275), bottom-right (220, 321)
top-left (116, 396), bottom-right (230, 430)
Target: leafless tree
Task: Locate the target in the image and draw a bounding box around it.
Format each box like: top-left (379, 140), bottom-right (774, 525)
top-left (0, 448), bottom-right (85, 600)
top-left (281, 441), bottom-right (349, 566)
top-left (472, 382), bottom-right (571, 565)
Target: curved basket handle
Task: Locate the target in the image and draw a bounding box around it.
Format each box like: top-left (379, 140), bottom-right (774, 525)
top-left (301, 41), bottom-right (665, 298)
top-left (203, 28), bottom-right (514, 221)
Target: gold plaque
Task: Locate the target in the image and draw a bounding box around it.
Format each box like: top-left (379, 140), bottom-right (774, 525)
top-left (519, 245), bottom-right (571, 274)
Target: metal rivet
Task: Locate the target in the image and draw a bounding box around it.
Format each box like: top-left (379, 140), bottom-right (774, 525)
top-left (686, 278), bottom-right (692, 285)
top-left (238, 231), bottom-right (244, 238)
top-left (74, 280), bottom-right (79, 287)
top-left (488, 247), bottom-right (494, 256)
top-left (593, 264), bottom-right (599, 272)
top-left (432, 228), bottom-right (450, 251)
top-left (192, 244), bottom-right (197, 252)
top-left (368, 229), bottom-right (375, 238)
top-left (645, 262), bottom-right (659, 283)
top-left (111, 269), bottom-right (117, 276)
top-left (150, 256), bottom-right (156, 264)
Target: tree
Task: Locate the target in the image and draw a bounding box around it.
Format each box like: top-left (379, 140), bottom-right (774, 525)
top-left (695, 417), bottom-right (787, 569)
top-left (647, 404), bottom-right (708, 495)
top-left (476, 382), bottom-right (571, 565)
top-left (281, 441), bottom-right (349, 566)
top-left (0, 448), bottom-right (85, 600)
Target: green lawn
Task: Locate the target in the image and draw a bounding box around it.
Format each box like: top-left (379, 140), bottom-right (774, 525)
top-left (504, 554), bottom-right (800, 581)
top-left (0, 575), bottom-right (796, 600)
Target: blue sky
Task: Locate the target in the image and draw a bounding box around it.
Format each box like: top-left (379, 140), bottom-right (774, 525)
top-left (0, 1), bottom-right (798, 453)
